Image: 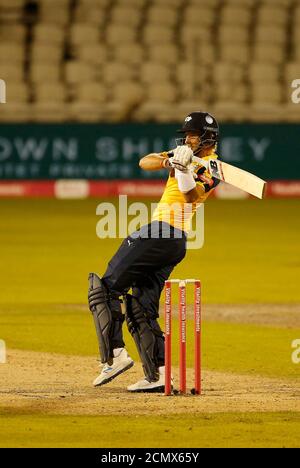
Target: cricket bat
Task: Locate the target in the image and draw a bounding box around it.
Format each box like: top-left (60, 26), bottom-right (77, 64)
top-left (193, 156), bottom-right (267, 199)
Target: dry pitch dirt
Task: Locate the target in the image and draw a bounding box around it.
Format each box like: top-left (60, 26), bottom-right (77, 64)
top-left (0, 349), bottom-right (299, 416)
top-left (1, 304), bottom-right (300, 416)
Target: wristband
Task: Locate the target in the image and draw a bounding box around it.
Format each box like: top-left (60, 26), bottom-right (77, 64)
top-left (175, 169), bottom-right (196, 193)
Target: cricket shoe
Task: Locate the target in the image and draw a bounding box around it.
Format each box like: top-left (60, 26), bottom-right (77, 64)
top-left (127, 366), bottom-right (173, 393)
top-left (93, 348), bottom-right (134, 387)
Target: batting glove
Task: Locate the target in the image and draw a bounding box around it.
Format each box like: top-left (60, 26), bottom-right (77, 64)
top-left (169, 146), bottom-right (193, 172)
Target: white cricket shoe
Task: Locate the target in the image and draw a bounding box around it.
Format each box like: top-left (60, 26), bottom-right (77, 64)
top-left (93, 348), bottom-right (134, 387)
top-left (127, 366), bottom-right (172, 393)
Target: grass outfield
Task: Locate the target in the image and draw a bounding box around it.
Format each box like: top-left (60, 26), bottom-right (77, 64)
top-left (1, 413), bottom-right (300, 448)
top-left (0, 198), bottom-right (299, 305)
top-left (0, 198), bottom-right (299, 448)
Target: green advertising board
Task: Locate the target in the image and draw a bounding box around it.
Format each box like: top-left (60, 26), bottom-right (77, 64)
top-left (0, 123), bottom-right (299, 180)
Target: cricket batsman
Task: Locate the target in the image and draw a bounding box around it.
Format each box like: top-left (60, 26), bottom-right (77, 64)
top-left (88, 111), bottom-right (220, 393)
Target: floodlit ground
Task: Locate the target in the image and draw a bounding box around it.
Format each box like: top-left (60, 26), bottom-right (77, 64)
top-left (0, 198), bottom-right (299, 448)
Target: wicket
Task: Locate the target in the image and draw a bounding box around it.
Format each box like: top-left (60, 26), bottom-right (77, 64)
top-left (164, 279), bottom-right (202, 396)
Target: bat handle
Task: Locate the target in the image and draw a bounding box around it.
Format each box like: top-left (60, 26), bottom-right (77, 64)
top-left (167, 151), bottom-right (209, 170)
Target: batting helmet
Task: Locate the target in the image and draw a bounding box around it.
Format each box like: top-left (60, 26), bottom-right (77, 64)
top-left (176, 111), bottom-right (219, 154)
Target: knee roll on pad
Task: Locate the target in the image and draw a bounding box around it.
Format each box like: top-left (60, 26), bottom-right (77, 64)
top-left (88, 273), bottom-right (113, 364)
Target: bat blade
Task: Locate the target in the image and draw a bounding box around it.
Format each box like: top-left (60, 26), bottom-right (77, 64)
top-left (193, 157), bottom-right (266, 199)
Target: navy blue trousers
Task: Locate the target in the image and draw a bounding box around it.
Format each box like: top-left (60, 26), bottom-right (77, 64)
top-left (102, 222), bottom-right (187, 365)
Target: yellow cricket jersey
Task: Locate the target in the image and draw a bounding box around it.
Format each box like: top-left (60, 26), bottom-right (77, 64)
top-left (152, 152), bottom-right (219, 233)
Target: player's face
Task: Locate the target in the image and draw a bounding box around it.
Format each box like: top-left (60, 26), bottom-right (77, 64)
top-left (184, 132), bottom-right (201, 152)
